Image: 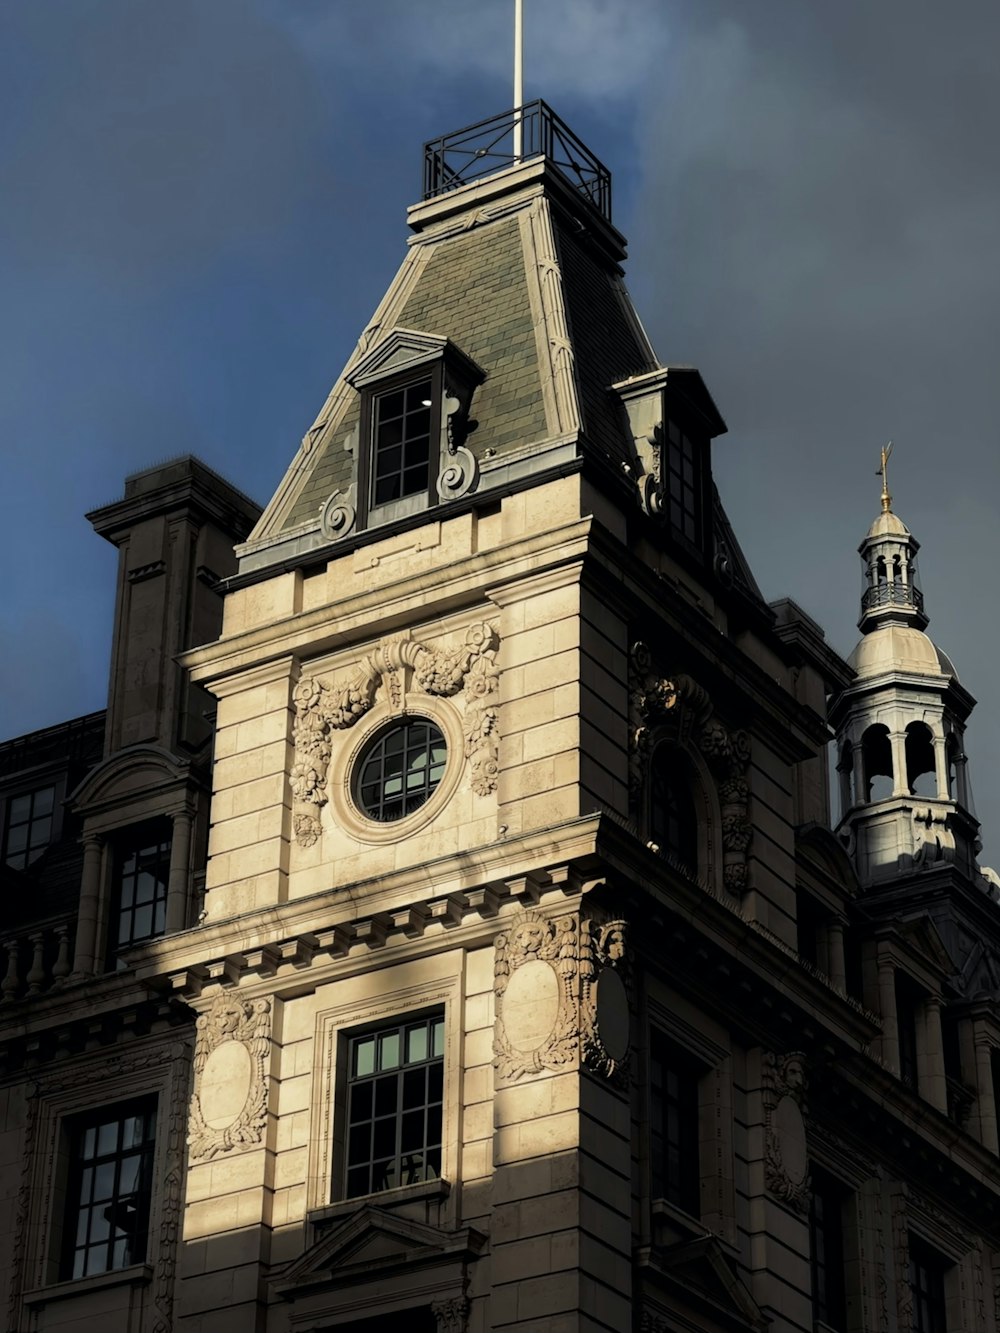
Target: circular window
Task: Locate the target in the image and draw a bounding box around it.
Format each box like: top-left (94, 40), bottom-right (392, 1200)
top-left (354, 718), bottom-right (447, 822)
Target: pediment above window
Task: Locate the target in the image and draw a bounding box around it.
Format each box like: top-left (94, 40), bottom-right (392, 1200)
top-left (271, 1203), bottom-right (485, 1321)
top-left (346, 327), bottom-right (484, 394)
top-left (639, 1232), bottom-right (768, 1332)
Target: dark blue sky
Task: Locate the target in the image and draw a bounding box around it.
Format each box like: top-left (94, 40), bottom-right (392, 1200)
top-left (3, 1), bottom-right (999, 853)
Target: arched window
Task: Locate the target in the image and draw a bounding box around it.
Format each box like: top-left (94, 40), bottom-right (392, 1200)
top-left (861, 724), bottom-right (893, 801)
top-left (650, 746), bottom-right (699, 877)
top-left (876, 556), bottom-right (887, 586)
top-left (905, 721), bottom-right (936, 797)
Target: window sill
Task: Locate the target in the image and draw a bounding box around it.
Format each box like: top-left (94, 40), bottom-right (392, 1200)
top-left (23, 1263), bottom-right (153, 1307)
top-left (311, 1177), bottom-right (451, 1229)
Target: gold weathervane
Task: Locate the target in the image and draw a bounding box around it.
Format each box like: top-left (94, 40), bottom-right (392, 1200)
top-left (877, 440), bottom-right (893, 513)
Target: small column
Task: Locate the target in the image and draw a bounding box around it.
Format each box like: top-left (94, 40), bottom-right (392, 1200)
top-left (852, 744), bottom-right (866, 805)
top-left (878, 959), bottom-right (900, 1074)
top-left (890, 731), bottom-right (908, 798)
top-left (165, 810), bottom-right (194, 934)
top-left (974, 1034), bottom-right (999, 1154)
top-left (71, 834), bottom-right (105, 977)
top-left (933, 736), bottom-right (949, 801)
top-left (827, 917), bottom-right (847, 993)
top-left (920, 996), bottom-right (948, 1113)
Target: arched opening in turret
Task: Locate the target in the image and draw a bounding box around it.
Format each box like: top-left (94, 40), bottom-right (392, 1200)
top-left (837, 741), bottom-right (855, 816)
top-left (905, 721), bottom-right (936, 797)
top-left (876, 556), bottom-right (887, 586)
top-left (892, 554), bottom-right (903, 594)
top-left (861, 724), bottom-right (893, 801)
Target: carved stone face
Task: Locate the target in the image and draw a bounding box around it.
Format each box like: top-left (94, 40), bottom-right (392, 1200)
top-left (510, 921), bottom-right (547, 955)
top-left (783, 1056), bottom-right (806, 1094)
top-left (601, 924), bottom-right (626, 961)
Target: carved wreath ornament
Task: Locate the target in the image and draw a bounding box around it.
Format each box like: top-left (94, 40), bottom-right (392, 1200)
top-left (188, 993), bottom-right (272, 1161)
top-left (763, 1050), bottom-right (810, 1212)
top-left (290, 623), bottom-right (500, 847)
top-left (629, 641), bottom-right (752, 894)
top-left (493, 910), bottom-right (630, 1087)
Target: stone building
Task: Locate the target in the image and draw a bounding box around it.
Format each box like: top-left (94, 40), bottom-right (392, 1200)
top-left (2, 104), bottom-right (1000, 1333)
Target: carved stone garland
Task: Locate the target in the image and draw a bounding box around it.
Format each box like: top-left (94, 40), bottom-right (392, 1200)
top-left (493, 909), bottom-right (630, 1088)
top-left (629, 641), bottom-right (752, 894)
top-left (291, 623), bottom-right (500, 847)
top-left (188, 992), bottom-right (272, 1161)
top-left (762, 1050), bottom-right (810, 1212)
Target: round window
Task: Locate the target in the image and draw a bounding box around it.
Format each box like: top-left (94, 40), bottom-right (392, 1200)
top-left (354, 718), bottom-right (448, 822)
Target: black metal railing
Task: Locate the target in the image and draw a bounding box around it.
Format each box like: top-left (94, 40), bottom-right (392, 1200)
top-left (423, 101), bottom-right (612, 221)
top-left (862, 582), bottom-right (924, 614)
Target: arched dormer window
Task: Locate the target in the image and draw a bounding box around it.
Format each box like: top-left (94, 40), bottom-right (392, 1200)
top-left (905, 721), bottom-right (936, 797)
top-left (861, 724), bottom-right (893, 802)
top-left (649, 745), bottom-right (699, 878)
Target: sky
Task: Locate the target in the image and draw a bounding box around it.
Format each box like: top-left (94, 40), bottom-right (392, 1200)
top-left (1, 1), bottom-right (999, 851)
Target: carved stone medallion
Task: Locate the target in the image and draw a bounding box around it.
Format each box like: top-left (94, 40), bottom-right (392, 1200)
top-left (494, 910), bottom-right (630, 1087)
top-left (762, 1051), bottom-right (810, 1211)
top-left (189, 993), bottom-right (272, 1161)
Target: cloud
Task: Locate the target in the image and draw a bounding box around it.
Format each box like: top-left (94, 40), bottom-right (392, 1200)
top-left (283, 0), bottom-right (671, 103)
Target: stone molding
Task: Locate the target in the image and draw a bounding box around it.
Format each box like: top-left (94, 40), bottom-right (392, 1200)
top-left (188, 992), bottom-right (272, 1161)
top-left (629, 641), bottom-right (752, 894)
top-left (762, 1050), bottom-right (810, 1212)
top-left (493, 908), bottom-right (629, 1086)
top-left (291, 622), bottom-right (500, 847)
top-left (7, 1039), bottom-right (189, 1333)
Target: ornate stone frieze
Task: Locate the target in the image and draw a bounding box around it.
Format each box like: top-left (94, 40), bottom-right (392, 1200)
top-left (762, 1051), bottom-right (810, 1212)
top-left (629, 641), bottom-right (752, 893)
top-left (188, 993), bottom-right (272, 1161)
top-left (290, 622), bottom-right (500, 846)
top-left (431, 1294), bottom-right (470, 1333)
top-left (493, 910), bottom-right (630, 1087)
top-left (891, 1185), bottom-right (915, 1333)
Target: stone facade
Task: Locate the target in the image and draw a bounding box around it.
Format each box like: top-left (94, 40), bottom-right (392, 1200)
top-left (2, 116), bottom-right (1000, 1333)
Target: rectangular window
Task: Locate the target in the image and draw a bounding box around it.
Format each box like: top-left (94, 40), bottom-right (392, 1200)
top-left (810, 1168), bottom-right (848, 1330)
top-left (649, 1033), bottom-right (701, 1216)
top-left (111, 825), bottom-right (171, 955)
top-left (909, 1235), bottom-right (948, 1333)
top-left (896, 975), bottom-right (921, 1092)
top-left (344, 1012), bottom-right (444, 1199)
top-left (665, 419), bottom-right (701, 548)
top-left (62, 1099), bottom-right (156, 1280)
top-left (3, 784), bottom-right (55, 869)
top-left (371, 378), bottom-right (434, 508)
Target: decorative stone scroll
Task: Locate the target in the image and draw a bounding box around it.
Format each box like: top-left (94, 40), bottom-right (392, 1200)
top-left (629, 641), bottom-right (752, 894)
top-left (188, 993), bottom-right (272, 1161)
top-left (291, 623), bottom-right (500, 847)
top-left (762, 1051), bottom-right (810, 1212)
top-left (493, 910), bottom-right (630, 1087)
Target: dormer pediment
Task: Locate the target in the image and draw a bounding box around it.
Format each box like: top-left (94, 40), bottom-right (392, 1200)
top-left (345, 327), bottom-right (484, 393)
top-left (895, 914), bottom-right (955, 981)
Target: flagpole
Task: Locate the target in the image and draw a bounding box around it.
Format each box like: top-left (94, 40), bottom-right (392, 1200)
top-left (513, 0), bottom-right (523, 161)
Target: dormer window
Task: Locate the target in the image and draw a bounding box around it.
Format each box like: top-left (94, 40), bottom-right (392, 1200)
top-left (334, 328), bottom-right (485, 541)
top-left (664, 418), bottom-right (701, 547)
top-left (366, 373), bottom-right (440, 519)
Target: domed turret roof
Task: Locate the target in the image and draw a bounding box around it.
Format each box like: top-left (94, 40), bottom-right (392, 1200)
top-left (849, 624), bottom-right (959, 682)
top-left (865, 509), bottom-right (911, 541)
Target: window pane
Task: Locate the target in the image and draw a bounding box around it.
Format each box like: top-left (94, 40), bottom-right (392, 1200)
top-left (353, 1037), bottom-right (375, 1078)
top-left (9, 794), bottom-right (31, 823)
top-left (379, 1032), bottom-right (400, 1071)
top-left (406, 1024), bottom-right (428, 1064)
top-left (33, 786), bottom-right (55, 815)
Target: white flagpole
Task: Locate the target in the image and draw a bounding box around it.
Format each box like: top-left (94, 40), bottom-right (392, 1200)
top-left (513, 0), bottom-right (524, 161)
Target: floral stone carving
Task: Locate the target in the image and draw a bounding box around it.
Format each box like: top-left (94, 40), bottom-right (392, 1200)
top-left (431, 1295), bottom-right (470, 1333)
top-left (291, 623), bottom-right (500, 846)
top-left (762, 1051), bottom-right (810, 1212)
top-left (494, 910), bottom-right (629, 1087)
top-left (630, 641), bottom-right (752, 894)
top-left (189, 993), bottom-right (272, 1161)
